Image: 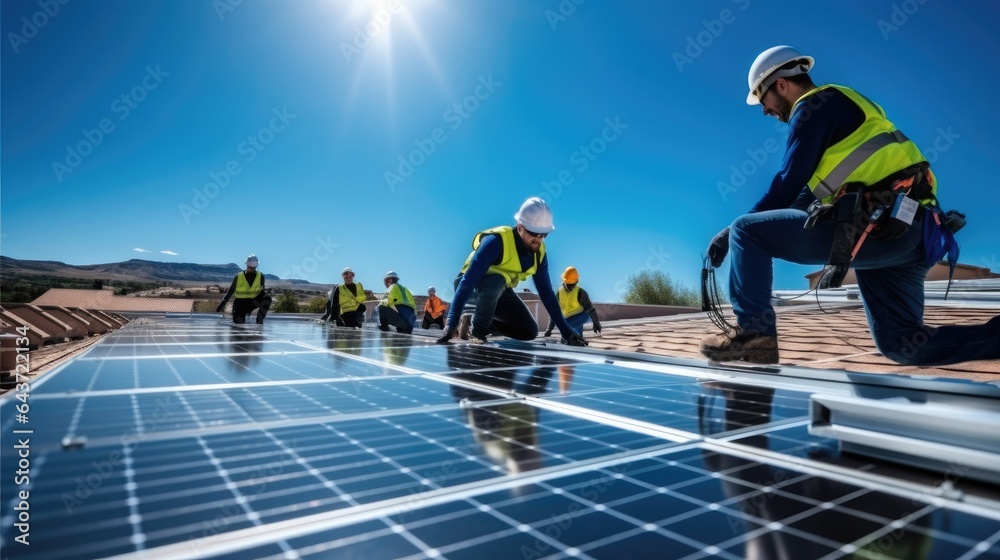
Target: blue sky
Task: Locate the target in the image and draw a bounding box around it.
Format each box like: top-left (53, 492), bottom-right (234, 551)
top-left (3, 0), bottom-right (999, 303)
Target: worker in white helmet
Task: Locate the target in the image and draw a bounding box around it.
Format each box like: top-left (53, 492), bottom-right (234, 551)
top-left (422, 286), bottom-right (448, 330)
top-left (321, 267), bottom-right (373, 327)
top-left (377, 271), bottom-right (416, 334)
top-left (217, 253), bottom-right (272, 324)
top-left (437, 197), bottom-right (587, 346)
top-left (700, 46), bottom-right (998, 365)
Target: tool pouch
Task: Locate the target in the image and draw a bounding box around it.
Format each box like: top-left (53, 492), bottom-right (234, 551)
top-left (827, 191), bottom-right (862, 266)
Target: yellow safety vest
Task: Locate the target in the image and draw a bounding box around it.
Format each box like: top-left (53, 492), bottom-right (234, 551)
top-left (460, 226), bottom-right (546, 288)
top-left (336, 282), bottom-right (367, 314)
top-left (385, 283), bottom-right (416, 310)
top-left (557, 285), bottom-right (583, 318)
top-left (802, 85), bottom-right (936, 205)
top-left (234, 272), bottom-right (262, 299)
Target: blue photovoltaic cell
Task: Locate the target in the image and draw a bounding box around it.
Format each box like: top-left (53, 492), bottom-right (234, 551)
top-left (1, 315), bottom-right (998, 560)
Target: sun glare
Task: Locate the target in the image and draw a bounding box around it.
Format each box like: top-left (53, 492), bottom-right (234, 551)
top-left (334, 0), bottom-right (451, 139)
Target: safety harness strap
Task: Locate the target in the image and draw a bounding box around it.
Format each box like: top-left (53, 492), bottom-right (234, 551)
top-left (814, 130), bottom-right (910, 200)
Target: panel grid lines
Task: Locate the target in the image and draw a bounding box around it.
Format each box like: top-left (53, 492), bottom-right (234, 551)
top-left (2, 316), bottom-right (998, 560)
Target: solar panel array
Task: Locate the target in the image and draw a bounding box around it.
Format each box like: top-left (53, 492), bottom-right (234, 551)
top-left (2, 316), bottom-right (998, 559)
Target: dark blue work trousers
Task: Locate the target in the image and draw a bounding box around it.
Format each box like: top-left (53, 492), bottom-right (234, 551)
top-left (729, 209), bottom-right (1000, 366)
top-left (455, 273), bottom-right (538, 340)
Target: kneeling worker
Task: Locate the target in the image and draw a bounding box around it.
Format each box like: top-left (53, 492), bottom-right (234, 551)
top-left (544, 266), bottom-right (602, 339)
top-left (378, 271), bottom-right (417, 334)
top-left (437, 197), bottom-right (586, 346)
top-left (217, 253), bottom-right (271, 324)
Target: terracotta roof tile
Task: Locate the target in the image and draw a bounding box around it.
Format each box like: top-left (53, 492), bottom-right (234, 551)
top-left (31, 288), bottom-right (194, 313)
top-left (593, 303), bottom-right (999, 384)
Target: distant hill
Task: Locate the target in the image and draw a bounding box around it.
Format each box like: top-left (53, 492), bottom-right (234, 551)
top-left (0, 256), bottom-right (317, 285)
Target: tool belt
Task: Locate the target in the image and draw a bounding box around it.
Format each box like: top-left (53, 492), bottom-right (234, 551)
top-left (804, 163), bottom-right (931, 266)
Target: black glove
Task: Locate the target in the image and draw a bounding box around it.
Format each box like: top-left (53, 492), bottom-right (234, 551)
top-left (334, 316), bottom-right (345, 327)
top-left (564, 332), bottom-right (588, 347)
top-left (818, 264), bottom-right (849, 289)
top-left (592, 323), bottom-right (602, 335)
top-left (543, 328), bottom-right (553, 337)
top-left (707, 227), bottom-right (730, 268)
top-left (216, 302), bottom-right (226, 313)
top-left (436, 330), bottom-right (456, 344)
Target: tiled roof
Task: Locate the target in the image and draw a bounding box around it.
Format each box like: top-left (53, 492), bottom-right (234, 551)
top-left (591, 303), bottom-right (1000, 382)
top-left (31, 288), bottom-right (194, 313)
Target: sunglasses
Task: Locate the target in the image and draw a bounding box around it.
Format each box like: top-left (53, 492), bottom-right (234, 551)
top-left (522, 228), bottom-right (547, 239)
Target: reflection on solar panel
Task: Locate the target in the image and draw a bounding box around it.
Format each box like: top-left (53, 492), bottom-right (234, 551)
top-left (2, 316), bottom-right (999, 559)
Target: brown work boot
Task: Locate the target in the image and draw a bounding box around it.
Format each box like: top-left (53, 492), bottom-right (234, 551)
top-left (458, 313), bottom-right (472, 340)
top-left (700, 331), bottom-right (779, 364)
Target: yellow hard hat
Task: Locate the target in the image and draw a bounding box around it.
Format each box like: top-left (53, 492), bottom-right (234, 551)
top-left (562, 266), bottom-right (579, 284)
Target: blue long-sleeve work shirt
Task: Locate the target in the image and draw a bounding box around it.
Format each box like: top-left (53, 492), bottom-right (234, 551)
top-left (749, 87), bottom-right (866, 213)
top-left (446, 231), bottom-right (575, 337)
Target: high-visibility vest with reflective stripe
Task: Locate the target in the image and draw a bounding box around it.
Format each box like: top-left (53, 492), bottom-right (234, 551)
top-left (802, 85), bottom-right (936, 205)
top-left (235, 272), bottom-right (262, 299)
top-left (386, 283), bottom-right (416, 310)
top-left (336, 283), bottom-right (367, 313)
top-left (557, 285), bottom-right (583, 318)
top-left (460, 226), bottom-right (546, 288)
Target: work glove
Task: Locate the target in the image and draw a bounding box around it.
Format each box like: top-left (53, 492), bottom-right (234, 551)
top-left (592, 323), bottom-right (602, 335)
top-left (818, 263), bottom-right (850, 290)
top-left (215, 302), bottom-right (226, 313)
top-left (564, 332), bottom-right (588, 347)
top-left (334, 316), bottom-right (345, 327)
top-left (543, 328), bottom-right (553, 337)
top-left (436, 330), bottom-right (456, 344)
top-left (707, 227), bottom-right (731, 268)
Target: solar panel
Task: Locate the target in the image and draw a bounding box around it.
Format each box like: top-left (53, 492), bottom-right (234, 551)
top-left (1, 316), bottom-right (998, 559)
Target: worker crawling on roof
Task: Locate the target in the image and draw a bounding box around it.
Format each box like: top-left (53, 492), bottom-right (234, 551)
top-left (436, 197), bottom-right (587, 347)
top-left (701, 45), bottom-right (1000, 365)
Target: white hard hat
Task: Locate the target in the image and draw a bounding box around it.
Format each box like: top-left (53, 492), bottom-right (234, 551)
top-left (245, 254), bottom-right (259, 267)
top-left (384, 270), bottom-right (399, 280)
top-left (427, 286), bottom-right (436, 292)
top-left (746, 45), bottom-right (814, 105)
top-left (342, 267), bottom-right (354, 275)
top-left (514, 197), bottom-right (555, 234)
